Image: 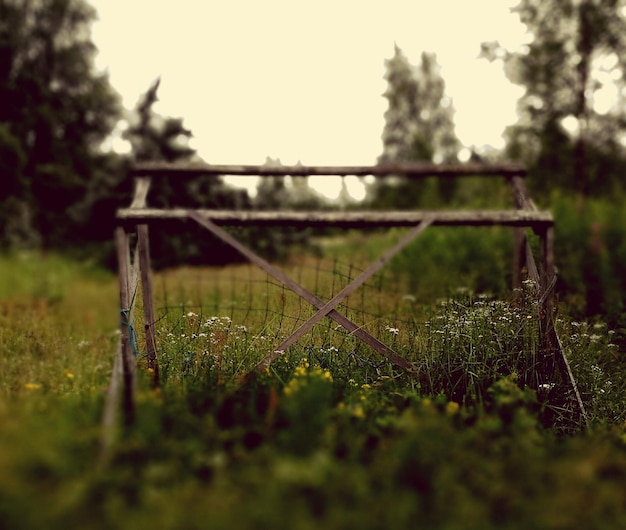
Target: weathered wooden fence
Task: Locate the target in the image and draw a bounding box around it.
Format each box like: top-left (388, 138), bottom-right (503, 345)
top-left (102, 161), bottom-right (587, 449)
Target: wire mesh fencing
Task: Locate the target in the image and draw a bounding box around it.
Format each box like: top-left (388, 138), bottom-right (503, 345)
top-left (122, 251), bottom-right (592, 433)
top-left (144, 256), bottom-right (428, 386)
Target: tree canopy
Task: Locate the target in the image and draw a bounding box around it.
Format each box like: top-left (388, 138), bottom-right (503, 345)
top-left (379, 45), bottom-right (460, 165)
top-left (482, 0), bottom-right (626, 200)
top-left (368, 45), bottom-right (460, 208)
top-left (0, 0), bottom-right (122, 249)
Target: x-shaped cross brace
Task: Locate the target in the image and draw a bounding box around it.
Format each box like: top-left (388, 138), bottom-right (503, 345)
top-left (188, 211), bottom-right (433, 377)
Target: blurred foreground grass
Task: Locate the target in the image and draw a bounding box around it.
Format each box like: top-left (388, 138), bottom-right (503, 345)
top-left (1, 249), bottom-right (626, 529)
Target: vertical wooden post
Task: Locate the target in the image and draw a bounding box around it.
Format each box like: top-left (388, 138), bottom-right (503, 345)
top-left (99, 326), bottom-right (123, 465)
top-left (540, 226), bottom-right (556, 325)
top-left (537, 225), bottom-right (557, 366)
top-left (129, 176), bottom-right (159, 386)
top-left (512, 228), bottom-right (526, 294)
top-left (138, 224), bottom-right (159, 386)
top-left (115, 225), bottom-right (136, 426)
top-left (510, 175), bottom-right (529, 295)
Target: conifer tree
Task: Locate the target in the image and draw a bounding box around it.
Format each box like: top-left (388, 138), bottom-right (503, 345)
top-left (370, 45), bottom-right (460, 208)
top-left (379, 45), bottom-right (459, 165)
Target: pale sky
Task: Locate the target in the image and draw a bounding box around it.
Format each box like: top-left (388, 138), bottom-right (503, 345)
top-left (89, 1), bottom-right (529, 198)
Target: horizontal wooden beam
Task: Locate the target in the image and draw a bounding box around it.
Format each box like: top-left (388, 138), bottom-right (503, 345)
top-left (117, 208), bottom-right (552, 228)
top-left (130, 162), bottom-right (527, 178)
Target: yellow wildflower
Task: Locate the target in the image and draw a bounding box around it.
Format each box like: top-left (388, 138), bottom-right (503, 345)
top-left (352, 405), bottom-right (365, 419)
top-left (421, 398), bottom-right (436, 412)
top-left (445, 401), bottom-right (460, 416)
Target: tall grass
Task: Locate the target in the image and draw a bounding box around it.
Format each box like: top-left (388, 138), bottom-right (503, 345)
top-left (1, 250), bottom-right (626, 529)
top-left (320, 225), bottom-right (515, 302)
top-left (0, 251), bottom-right (118, 397)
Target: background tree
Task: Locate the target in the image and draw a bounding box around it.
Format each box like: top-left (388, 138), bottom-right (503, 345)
top-left (0, 0), bottom-right (122, 250)
top-left (379, 45), bottom-right (459, 165)
top-left (124, 79), bottom-right (252, 268)
top-left (480, 1), bottom-right (626, 323)
top-left (367, 45), bottom-right (460, 209)
top-left (124, 78), bottom-right (195, 164)
top-left (481, 0), bottom-right (626, 202)
top-left (250, 157), bottom-right (323, 259)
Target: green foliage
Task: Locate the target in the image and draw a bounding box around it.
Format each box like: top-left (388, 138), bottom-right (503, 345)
top-left (558, 318), bottom-right (626, 425)
top-left (482, 0), bottom-right (626, 198)
top-left (2, 251), bottom-right (626, 528)
top-left (410, 290), bottom-right (542, 409)
top-left (330, 224), bottom-right (514, 302)
top-left (0, 252), bottom-right (118, 398)
top-left (277, 360), bottom-right (335, 455)
top-left (551, 194), bottom-right (626, 325)
top-left (0, 0), bottom-right (122, 250)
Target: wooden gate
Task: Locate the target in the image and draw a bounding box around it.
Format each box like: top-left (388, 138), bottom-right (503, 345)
top-left (104, 162), bottom-right (587, 439)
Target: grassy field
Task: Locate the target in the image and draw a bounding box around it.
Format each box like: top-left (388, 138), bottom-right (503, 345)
top-left (2, 247), bottom-right (626, 529)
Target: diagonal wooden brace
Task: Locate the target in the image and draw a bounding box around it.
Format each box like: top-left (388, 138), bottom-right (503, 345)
top-left (257, 217), bottom-right (433, 369)
top-left (187, 211), bottom-right (432, 374)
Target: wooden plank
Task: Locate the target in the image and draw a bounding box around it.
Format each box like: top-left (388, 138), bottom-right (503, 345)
top-left (540, 226), bottom-right (556, 320)
top-left (542, 227), bottom-right (555, 292)
top-left (525, 240), bottom-right (541, 288)
top-left (99, 336), bottom-right (123, 466)
top-left (510, 176), bottom-right (539, 292)
top-left (131, 161), bottom-right (527, 178)
top-left (114, 226), bottom-right (136, 426)
top-left (128, 241), bottom-right (140, 312)
top-left (512, 228), bottom-right (526, 292)
top-left (138, 224), bottom-right (159, 385)
top-left (118, 208), bottom-right (553, 228)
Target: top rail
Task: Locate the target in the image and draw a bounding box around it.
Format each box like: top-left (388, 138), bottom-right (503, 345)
top-left (130, 162), bottom-right (527, 178)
